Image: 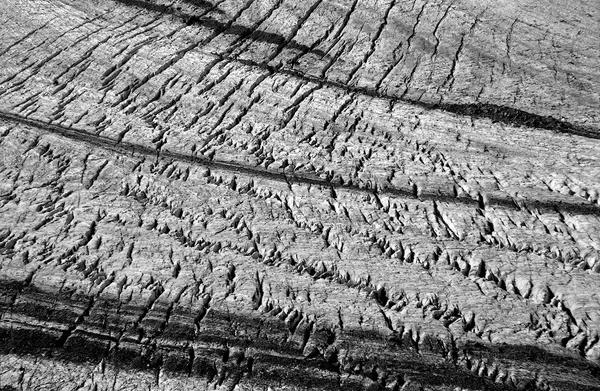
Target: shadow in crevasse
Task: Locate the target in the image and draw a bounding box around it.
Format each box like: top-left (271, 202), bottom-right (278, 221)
top-left (114, 0), bottom-right (223, 14)
top-left (1, 284), bottom-right (599, 390)
top-left (180, 0), bottom-right (221, 10)
top-left (112, 0), bottom-right (327, 57)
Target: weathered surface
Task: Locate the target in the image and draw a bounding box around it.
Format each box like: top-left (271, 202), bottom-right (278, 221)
top-left (1, 0), bottom-right (599, 390)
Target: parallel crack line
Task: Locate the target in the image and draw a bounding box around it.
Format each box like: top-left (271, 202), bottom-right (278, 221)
top-left (1, 110), bottom-right (599, 217)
